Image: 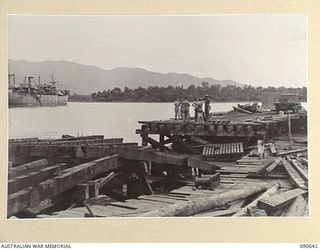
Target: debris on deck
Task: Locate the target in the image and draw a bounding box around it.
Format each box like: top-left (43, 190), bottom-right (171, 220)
top-left (8, 128), bottom-right (308, 218)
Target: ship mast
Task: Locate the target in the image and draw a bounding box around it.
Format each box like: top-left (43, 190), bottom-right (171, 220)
top-left (8, 74), bottom-right (15, 89)
top-left (50, 74), bottom-right (58, 89)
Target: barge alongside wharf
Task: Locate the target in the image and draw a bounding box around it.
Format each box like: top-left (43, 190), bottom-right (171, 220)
top-left (7, 109), bottom-right (308, 218)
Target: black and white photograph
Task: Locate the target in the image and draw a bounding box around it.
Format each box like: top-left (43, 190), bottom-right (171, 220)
top-left (7, 14), bottom-right (308, 219)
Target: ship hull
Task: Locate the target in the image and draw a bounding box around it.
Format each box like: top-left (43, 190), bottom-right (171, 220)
top-left (9, 92), bottom-right (68, 107)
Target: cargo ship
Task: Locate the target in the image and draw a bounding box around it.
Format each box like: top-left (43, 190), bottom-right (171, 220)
top-left (8, 74), bottom-right (70, 107)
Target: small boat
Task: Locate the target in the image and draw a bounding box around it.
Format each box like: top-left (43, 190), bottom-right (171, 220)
top-left (233, 102), bottom-right (262, 114)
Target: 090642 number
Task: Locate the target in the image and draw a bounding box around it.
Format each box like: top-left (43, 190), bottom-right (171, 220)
top-left (300, 244), bottom-right (318, 248)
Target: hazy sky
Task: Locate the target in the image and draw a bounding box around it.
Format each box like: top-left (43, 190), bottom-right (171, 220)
top-left (8, 15), bottom-right (307, 87)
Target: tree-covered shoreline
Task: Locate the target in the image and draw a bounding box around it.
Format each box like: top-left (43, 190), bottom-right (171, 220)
top-left (69, 83), bottom-right (307, 102)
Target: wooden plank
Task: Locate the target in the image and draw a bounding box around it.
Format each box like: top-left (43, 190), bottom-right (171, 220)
top-left (7, 155), bottom-right (119, 217)
top-left (169, 186), bottom-right (216, 196)
top-left (46, 210), bottom-right (87, 218)
top-left (269, 144), bottom-right (277, 154)
top-left (101, 172), bottom-right (138, 190)
top-left (140, 172), bottom-right (154, 195)
top-left (207, 146), bottom-right (212, 155)
top-left (256, 158), bottom-right (277, 175)
top-left (189, 136), bottom-right (212, 145)
top-left (290, 159), bottom-right (308, 182)
top-left (297, 157), bottom-right (308, 166)
top-left (209, 145), bottom-right (214, 155)
top-left (97, 172), bottom-right (116, 188)
top-left (202, 146), bottom-right (206, 155)
top-left (73, 204), bottom-right (132, 217)
top-left (169, 136), bottom-right (200, 154)
top-left (277, 148), bottom-right (307, 156)
top-left (8, 164), bottom-right (63, 194)
top-left (50, 138), bottom-right (123, 145)
top-left (119, 147), bottom-right (219, 171)
top-left (187, 156), bottom-right (220, 171)
top-left (9, 159), bottom-right (48, 179)
top-left (237, 159), bottom-right (262, 163)
top-left (138, 196), bottom-right (180, 204)
top-left (118, 147), bottom-right (187, 166)
top-left (52, 135), bottom-right (104, 142)
top-left (282, 159), bottom-right (307, 189)
top-left (257, 188), bottom-right (307, 213)
top-left (264, 157), bottom-right (282, 175)
top-left (9, 143), bottom-right (136, 161)
top-left (123, 198), bottom-right (172, 207)
top-left (9, 137), bottom-right (39, 143)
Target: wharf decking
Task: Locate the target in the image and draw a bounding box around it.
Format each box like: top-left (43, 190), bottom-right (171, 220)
top-left (136, 111), bottom-right (307, 138)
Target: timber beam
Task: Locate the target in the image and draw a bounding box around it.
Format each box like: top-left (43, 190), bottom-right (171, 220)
top-left (168, 135), bottom-right (200, 154)
top-left (7, 155), bottom-right (120, 217)
top-left (117, 147), bottom-right (219, 172)
top-left (282, 159), bottom-right (308, 189)
top-left (9, 143), bottom-right (138, 161)
top-left (141, 135), bottom-right (171, 151)
top-left (8, 164), bottom-right (66, 195)
top-left (257, 188), bottom-right (308, 213)
top-left (9, 159), bottom-right (48, 179)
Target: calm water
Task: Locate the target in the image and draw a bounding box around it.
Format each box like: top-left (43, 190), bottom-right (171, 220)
top-left (9, 102), bottom-right (307, 143)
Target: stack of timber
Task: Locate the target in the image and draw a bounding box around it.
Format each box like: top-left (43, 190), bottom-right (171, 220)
top-left (7, 135), bottom-right (138, 218)
top-left (202, 142), bottom-right (244, 160)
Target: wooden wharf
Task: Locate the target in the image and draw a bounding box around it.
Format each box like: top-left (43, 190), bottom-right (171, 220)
top-left (136, 111), bottom-right (307, 156)
top-left (7, 110), bottom-right (308, 218)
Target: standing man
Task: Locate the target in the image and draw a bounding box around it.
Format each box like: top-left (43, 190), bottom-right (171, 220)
top-left (192, 98), bottom-right (199, 122)
top-left (174, 98), bottom-right (182, 120)
top-left (181, 97), bottom-right (190, 123)
top-left (204, 95), bottom-right (211, 121)
top-left (197, 98), bottom-right (204, 122)
top-left (192, 98), bottom-right (204, 122)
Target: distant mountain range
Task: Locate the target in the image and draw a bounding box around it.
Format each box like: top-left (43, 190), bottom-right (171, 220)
top-left (8, 59), bottom-right (244, 94)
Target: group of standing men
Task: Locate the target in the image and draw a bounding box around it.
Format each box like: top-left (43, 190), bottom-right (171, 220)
top-left (174, 96), bottom-right (211, 122)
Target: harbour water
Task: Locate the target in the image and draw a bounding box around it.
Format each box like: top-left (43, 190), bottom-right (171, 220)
top-left (9, 101), bottom-right (307, 142)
